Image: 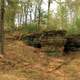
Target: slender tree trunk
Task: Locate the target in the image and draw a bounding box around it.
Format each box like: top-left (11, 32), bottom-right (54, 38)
top-left (0, 0), bottom-right (5, 54)
top-left (60, 0), bottom-right (63, 30)
top-left (25, 5), bottom-right (28, 25)
top-left (22, 4), bottom-right (25, 24)
top-left (30, 10), bottom-right (32, 23)
top-left (37, 8), bottom-right (41, 31)
top-left (47, 0), bottom-right (51, 29)
top-left (17, 13), bottom-right (20, 26)
top-left (34, 5), bottom-right (37, 22)
top-left (37, 0), bottom-right (42, 31)
top-left (11, 13), bottom-right (16, 31)
top-left (29, 3), bottom-right (32, 24)
top-left (25, 0), bottom-right (30, 25)
top-left (20, 13), bottom-right (22, 25)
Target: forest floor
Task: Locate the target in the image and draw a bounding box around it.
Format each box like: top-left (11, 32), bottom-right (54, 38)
top-left (0, 39), bottom-right (80, 80)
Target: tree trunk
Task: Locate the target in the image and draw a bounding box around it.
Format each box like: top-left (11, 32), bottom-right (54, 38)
top-left (0, 0), bottom-right (5, 54)
top-left (34, 5), bottom-right (37, 22)
top-left (25, 5), bottom-right (28, 25)
top-left (37, 0), bottom-right (42, 31)
top-left (30, 10), bottom-right (32, 23)
top-left (47, 0), bottom-right (51, 29)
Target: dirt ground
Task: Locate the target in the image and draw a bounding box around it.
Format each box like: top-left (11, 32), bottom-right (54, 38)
top-left (0, 40), bottom-right (80, 80)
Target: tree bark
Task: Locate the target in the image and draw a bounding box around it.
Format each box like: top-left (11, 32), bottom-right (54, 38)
top-left (34, 5), bottom-right (37, 22)
top-left (0, 0), bottom-right (5, 54)
top-left (37, 0), bottom-right (42, 31)
top-left (47, 0), bottom-right (51, 29)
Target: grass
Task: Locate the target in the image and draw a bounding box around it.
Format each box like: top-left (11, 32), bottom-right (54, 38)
top-left (46, 50), bottom-right (62, 57)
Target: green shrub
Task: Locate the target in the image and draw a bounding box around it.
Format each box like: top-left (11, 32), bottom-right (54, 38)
top-left (47, 50), bottom-right (62, 57)
top-left (22, 23), bottom-right (38, 33)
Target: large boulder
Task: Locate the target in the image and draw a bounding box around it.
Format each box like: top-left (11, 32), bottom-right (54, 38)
top-left (64, 35), bottom-right (80, 53)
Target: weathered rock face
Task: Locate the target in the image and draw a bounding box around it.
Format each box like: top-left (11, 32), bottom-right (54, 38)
top-left (64, 35), bottom-right (80, 53)
top-left (22, 30), bottom-right (67, 52)
top-left (22, 30), bottom-right (80, 55)
top-left (40, 30), bottom-right (66, 52)
top-left (22, 32), bottom-right (42, 47)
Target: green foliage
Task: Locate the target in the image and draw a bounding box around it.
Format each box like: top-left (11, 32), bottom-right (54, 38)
top-left (67, 25), bottom-right (80, 35)
top-left (47, 50), bottom-right (62, 57)
top-left (5, 0), bottom-right (18, 30)
top-left (67, 16), bottom-right (80, 35)
top-left (76, 16), bottom-right (80, 28)
top-left (3, 0), bottom-right (80, 35)
top-left (22, 23), bottom-right (38, 33)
